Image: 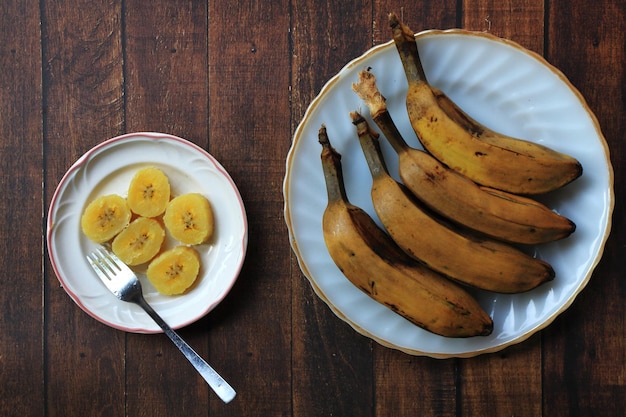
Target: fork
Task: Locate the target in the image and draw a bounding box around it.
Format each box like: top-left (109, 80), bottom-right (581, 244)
top-left (86, 246), bottom-right (236, 403)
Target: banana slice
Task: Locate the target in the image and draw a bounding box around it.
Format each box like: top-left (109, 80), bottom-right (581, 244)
top-left (146, 246), bottom-right (201, 295)
top-left (163, 193), bottom-right (214, 245)
top-left (111, 217), bottom-right (165, 266)
top-left (127, 167), bottom-right (171, 217)
top-left (81, 194), bottom-right (131, 243)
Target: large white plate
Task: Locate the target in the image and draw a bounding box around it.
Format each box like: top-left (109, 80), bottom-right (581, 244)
top-left (284, 30), bottom-right (613, 358)
top-left (48, 132), bottom-right (248, 333)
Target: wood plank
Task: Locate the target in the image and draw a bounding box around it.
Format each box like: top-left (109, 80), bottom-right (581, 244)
top-left (543, 0), bottom-right (626, 414)
top-left (0, 1), bottom-right (44, 416)
top-left (41, 0), bottom-right (126, 416)
top-left (207, 1), bottom-right (293, 415)
top-left (123, 1), bottom-right (212, 415)
top-left (463, 0), bottom-right (544, 54)
top-left (125, 0), bottom-right (209, 143)
top-left (458, 337), bottom-right (543, 416)
top-left (2, 0), bottom-right (626, 415)
top-left (456, 1), bottom-right (545, 416)
top-left (290, 1), bottom-right (377, 416)
top-left (374, 349), bottom-right (458, 417)
top-left (374, 0), bottom-right (459, 45)
top-left (292, 272), bottom-right (375, 416)
top-left (372, 2), bottom-right (460, 417)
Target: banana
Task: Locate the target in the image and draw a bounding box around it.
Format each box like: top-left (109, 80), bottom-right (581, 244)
top-left (350, 111), bottom-right (553, 293)
top-left (127, 166), bottom-right (171, 217)
top-left (318, 125), bottom-right (493, 337)
top-left (111, 217), bottom-right (165, 266)
top-left (81, 194), bottom-right (132, 243)
top-left (352, 69), bottom-right (575, 245)
top-left (163, 193), bottom-right (214, 245)
top-left (388, 13), bottom-right (582, 195)
top-left (147, 246), bottom-right (201, 295)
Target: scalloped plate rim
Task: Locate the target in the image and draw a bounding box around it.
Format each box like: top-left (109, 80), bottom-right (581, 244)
top-left (283, 29), bottom-right (614, 358)
top-left (47, 132), bottom-right (248, 333)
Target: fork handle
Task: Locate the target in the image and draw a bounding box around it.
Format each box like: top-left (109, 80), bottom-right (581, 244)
top-left (135, 297), bottom-right (236, 403)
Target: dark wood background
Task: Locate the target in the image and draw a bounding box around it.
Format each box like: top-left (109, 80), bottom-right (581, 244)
top-left (1, 0), bottom-right (624, 416)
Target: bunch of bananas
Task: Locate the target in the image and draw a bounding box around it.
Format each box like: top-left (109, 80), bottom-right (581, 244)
top-left (319, 14), bottom-right (582, 338)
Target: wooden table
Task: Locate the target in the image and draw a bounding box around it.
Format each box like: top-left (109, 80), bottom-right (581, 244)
top-left (1, 0), bottom-right (624, 415)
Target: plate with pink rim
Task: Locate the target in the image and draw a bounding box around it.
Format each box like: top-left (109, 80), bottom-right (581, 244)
top-left (283, 30), bottom-right (613, 357)
top-left (47, 132), bottom-right (248, 333)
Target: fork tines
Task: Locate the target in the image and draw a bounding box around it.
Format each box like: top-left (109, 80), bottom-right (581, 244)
top-left (87, 247), bottom-right (123, 282)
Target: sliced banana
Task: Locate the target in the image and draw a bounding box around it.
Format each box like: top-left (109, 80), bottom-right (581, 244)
top-left (81, 169), bottom-right (212, 296)
top-left (111, 217), bottom-right (165, 266)
top-left (147, 246), bottom-right (201, 295)
top-left (163, 193), bottom-right (214, 245)
top-left (127, 167), bottom-right (171, 217)
top-left (81, 194), bottom-right (132, 243)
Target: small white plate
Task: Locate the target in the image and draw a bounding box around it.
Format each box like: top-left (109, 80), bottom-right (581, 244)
top-left (47, 132), bottom-right (248, 333)
top-left (284, 30), bottom-right (614, 357)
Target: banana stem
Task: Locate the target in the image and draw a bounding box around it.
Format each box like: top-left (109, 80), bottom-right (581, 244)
top-left (389, 13), bottom-right (427, 84)
top-left (318, 125), bottom-right (349, 204)
top-left (372, 111), bottom-right (411, 154)
top-left (350, 112), bottom-right (389, 179)
top-left (352, 70), bottom-right (410, 154)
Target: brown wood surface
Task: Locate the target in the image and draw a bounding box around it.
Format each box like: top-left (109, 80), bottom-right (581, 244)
top-left (1, 0), bottom-right (624, 416)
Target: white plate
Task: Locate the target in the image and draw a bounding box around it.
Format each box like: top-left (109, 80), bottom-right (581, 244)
top-left (284, 30), bottom-right (613, 358)
top-left (47, 132), bottom-right (248, 333)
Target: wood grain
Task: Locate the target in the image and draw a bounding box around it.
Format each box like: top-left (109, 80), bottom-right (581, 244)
top-left (0, 0), bottom-right (44, 415)
top-left (125, 0), bottom-right (209, 143)
top-left (463, 0), bottom-right (544, 53)
top-left (0, 0), bottom-right (623, 416)
top-left (543, 0), bottom-right (626, 415)
top-left (41, 1), bottom-right (126, 416)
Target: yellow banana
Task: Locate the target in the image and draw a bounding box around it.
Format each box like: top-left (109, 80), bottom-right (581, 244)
top-left (351, 112), bottom-right (554, 293)
top-left (319, 125), bottom-right (493, 338)
top-left (389, 13), bottom-right (582, 195)
top-left (352, 69), bottom-right (575, 245)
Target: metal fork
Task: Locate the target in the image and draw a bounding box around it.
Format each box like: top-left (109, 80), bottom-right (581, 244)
top-left (86, 246), bottom-right (236, 403)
